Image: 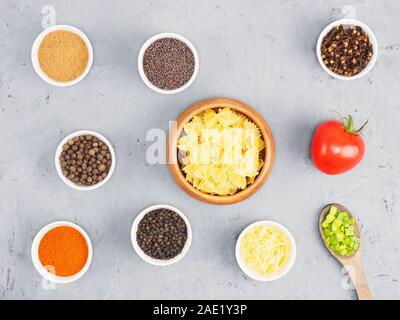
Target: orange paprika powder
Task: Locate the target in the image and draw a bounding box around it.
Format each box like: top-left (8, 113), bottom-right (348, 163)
top-left (38, 226), bottom-right (88, 277)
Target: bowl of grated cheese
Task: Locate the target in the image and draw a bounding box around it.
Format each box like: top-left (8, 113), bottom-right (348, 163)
top-left (235, 221), bottom-right (296, 281)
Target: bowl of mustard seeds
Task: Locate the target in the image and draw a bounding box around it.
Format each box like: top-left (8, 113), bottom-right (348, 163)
top-left (138, 33), bottom-right (199, 94)
top-left (31, 25), bottom-right (93, 86)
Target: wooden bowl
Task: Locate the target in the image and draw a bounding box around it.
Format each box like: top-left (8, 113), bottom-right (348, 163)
top-left (167, 98), bottom-right (275, 205)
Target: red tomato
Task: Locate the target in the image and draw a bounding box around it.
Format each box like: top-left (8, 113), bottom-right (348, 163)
top-left (311, 117), bottom-right (366, 175)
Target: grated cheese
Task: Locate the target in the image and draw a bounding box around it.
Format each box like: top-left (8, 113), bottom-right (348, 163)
top-left (240, 224), bottom-right (291, 277)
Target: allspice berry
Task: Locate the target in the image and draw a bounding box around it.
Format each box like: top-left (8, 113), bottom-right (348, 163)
top-left (59, 135), bottom-right (112, 186)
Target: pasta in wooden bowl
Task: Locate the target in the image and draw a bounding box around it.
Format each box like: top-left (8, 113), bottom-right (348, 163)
top-left (167, 98), bottom-right (275, 205)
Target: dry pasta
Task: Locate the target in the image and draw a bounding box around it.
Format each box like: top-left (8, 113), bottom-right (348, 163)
top-left (177, 108), bottom-right (265, 196)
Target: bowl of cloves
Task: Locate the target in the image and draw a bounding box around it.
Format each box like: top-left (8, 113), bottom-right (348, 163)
top-left (55, 130), bottom-right (116, 191)
top-left (316, 18), bottom-right (378, 80)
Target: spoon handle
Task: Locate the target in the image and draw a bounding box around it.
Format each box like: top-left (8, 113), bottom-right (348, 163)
top-left (344, 259), bottom-right (374, 300)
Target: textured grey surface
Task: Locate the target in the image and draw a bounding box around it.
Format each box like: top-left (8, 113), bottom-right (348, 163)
top-left (1, 0), bottom-right (400, 300)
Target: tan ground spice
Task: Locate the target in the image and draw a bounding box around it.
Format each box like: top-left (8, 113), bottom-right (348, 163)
top-left (38, 30), bottom-right (89, 82)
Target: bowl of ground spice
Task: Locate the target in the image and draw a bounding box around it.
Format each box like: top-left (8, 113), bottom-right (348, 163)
top-left (138, 33), bottom-right (199, 94)
top-left (31, 221), bottom-right (93, 283)
top-left (31, 25), bottom-right (93, 86)
top-left (131, 204), bottom-right (192, 266)
top-left (316, 19), bottom-right (378, 80)
top-left (55, 130), bottom-right (116, 191)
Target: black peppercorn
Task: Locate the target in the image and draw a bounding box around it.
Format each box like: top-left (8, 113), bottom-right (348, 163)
top-left (136, 208), bottom-right (188, 260)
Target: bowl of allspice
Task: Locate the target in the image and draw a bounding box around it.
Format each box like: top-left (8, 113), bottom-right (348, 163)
top-left (316, 19), bottom-right (378, 80)
top-left (55, 130), bottom-right (116, 191)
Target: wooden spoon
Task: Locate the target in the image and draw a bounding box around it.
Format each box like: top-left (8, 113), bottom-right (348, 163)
top-left (319, 203), bottom-right (373, 300)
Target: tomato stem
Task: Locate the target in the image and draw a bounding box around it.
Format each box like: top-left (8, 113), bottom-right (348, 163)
top-left (356, 119), bottom-right (369, 133)
top-left (345, 115), bottom-right (354, 132)
top-left (343, 115), bottom-right (368, 135)
top-left (330, 110), bottom-right (368, 135)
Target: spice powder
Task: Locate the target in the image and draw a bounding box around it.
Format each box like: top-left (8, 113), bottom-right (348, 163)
top-left (38, 226), bottom-right (89, 277)
top-left (38, 30), bottom-right (89, 82)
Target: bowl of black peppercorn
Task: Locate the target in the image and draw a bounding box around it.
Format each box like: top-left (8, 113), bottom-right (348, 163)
top-left (131, 204), bottom-right (192, 266)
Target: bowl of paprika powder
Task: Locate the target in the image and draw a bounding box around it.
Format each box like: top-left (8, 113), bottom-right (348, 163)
top-left (31, 221), bottom-right (93, 283)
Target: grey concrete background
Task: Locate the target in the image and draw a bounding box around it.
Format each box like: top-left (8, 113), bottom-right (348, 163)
top-left (0, 0), bottom-right (399, 300)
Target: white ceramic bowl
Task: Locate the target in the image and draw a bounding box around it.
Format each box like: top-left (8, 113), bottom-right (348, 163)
top-left (31, 25), bottom-right (94, 86)
top-left (235, 220), bottom-right (296, 282)
top-left (131, 204), bottom-right (192, 266)
top-left (137, 33), bottom-right (199, 94)
top-left (316, 19), bottom-right (378, 80)
top-left (55, 130), bottom-right (116, 191)
top-left (31, 221), bottom-right (93, 284)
